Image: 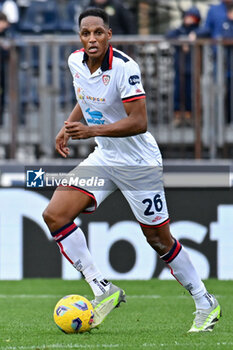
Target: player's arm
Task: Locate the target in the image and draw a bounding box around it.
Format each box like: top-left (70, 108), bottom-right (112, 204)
top-left (65, 98), bottom-right (147, 139)
top-left (104, 98), bottom-right (148, 137)
top-left (55, 102), bottom-right (84, 157)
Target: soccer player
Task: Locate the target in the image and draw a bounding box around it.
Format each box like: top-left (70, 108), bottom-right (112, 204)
top-left (43, 8), bottom-right (221, 332)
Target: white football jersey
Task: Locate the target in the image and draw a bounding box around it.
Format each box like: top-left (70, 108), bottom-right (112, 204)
top-left (68, 45), bottom-right (161, 165)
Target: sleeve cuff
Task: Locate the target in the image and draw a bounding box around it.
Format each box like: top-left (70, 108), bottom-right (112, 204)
top-left (122, 94), bottom-right (146, 103)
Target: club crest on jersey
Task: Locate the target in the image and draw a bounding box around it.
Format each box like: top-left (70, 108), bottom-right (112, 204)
top-left (102, 74), bottom-right (110, 86)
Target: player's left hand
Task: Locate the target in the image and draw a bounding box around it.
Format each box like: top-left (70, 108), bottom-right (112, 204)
top-left (64, 121), bottom-right (94, 139)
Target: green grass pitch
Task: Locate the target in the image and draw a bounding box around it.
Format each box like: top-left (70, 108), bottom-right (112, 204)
top-left (0, 279), bottom-right (232, 350)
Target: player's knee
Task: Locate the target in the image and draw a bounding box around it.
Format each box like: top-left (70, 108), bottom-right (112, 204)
top-left (42, 207), bottom-right (57, 228)
top-left (145, 232), bottom-right (173, 255)
top-left (43, 206), bottom-right (74, 233)
top-left (146, 235), bottom-right (166, 250)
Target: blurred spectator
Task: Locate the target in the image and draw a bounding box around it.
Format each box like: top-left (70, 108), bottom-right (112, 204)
top-left (191, 0), bottom-right (233, 124)
top-left (17, 0), bottom-right (31, 18)
top-left (222, 2), bottom-right (233, 38)
top-left (191, 0), bottom-right (233, 39)
top-left (166, 7), bottom-right (201, 126)
top-left (57, 0), bottom-right (80, 34)
top-left (88, 0), bottom-right (137, 34)
top-left (0, 11), bottom-right (9, 124)
top-left (0, 11), bottom-right (8, 31)
top-left (18, 0), bottom-right (82, 34)
top-left (220, 3), bottom-right (233, 124)
top-left (0, 0), bottom-right (19, 32)
top-left (19, 0), bottom-right (59, 34)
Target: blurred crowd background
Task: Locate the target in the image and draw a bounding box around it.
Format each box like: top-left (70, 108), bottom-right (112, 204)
top-left (0, 0), bottom-right (222, 35)
top-left (0, 0), bottom-right (233, 161)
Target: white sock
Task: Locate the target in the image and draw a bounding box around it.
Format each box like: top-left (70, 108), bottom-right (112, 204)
top-left (52, 222), bottom-right (110, 296)
top-left (89, 278), bottom-right (111, 296)
top-left (161, 239), bottom-right (212, 309)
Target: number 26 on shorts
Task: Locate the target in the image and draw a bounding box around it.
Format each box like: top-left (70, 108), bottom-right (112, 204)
top-left (142, 194), bottom-right (163, 216)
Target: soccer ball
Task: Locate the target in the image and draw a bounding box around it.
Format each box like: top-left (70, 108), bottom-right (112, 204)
top-left (53, 294), bottom-right (94, 333)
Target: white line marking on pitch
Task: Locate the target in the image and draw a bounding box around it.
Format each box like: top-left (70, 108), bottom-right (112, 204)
top-left (1, 342), bottom-right (233, 350)
top-left (0, 294), bottom-right (163, 299)
top-left (0, 294), bottom-right (224, 299)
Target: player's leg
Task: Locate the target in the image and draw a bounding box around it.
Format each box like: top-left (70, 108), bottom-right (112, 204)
top-left (43, 183), bottom-right (125, 327)
top-left (141, 223), bottom-right (221, 332)
top-left (121, 182), bottom-right (221, 333)
top-left (141, 222), bottom-right (210, 299)
top-left (43, 186), bottom-right (109, 295)
top-left (43, 185), bottom-right (93, 231)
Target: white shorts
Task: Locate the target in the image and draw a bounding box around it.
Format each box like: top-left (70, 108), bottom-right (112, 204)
top-left (65, 147), bottom-right (169, 228)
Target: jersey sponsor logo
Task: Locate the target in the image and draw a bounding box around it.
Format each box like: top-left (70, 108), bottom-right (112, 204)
top-left (75, 72), bottom-right (80, 78)
top-left (77, 87), bottom-right (105, 103)
top-left (77, 87), bottom-right (85, 101)
top-left (136, 88), bottom-right (142, 93)
top-left (86, 95), bottom-right (106, 103)
top-left (85, 108), bottom-right (105, 125)
top-left (102, 74), bottom-right (110, 86)
top-left (129, 75), bottom-right (140, 85)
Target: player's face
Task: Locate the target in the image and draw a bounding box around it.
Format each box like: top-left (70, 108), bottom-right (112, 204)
top-left (79, 16), bottom-right (112, 61)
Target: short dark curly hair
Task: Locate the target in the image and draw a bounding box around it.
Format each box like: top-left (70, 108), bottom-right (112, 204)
top-left (79, 7), bottom-right (109, 27)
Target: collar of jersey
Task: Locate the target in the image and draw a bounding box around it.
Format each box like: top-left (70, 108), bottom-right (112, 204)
top-left (82, 45), bottom-right (113, 72)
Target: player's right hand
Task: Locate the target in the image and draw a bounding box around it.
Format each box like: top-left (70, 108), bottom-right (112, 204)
top-left (55, 128), bottom-right (70, 158)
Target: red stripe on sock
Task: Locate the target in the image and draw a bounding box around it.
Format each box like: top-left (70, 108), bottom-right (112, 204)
top-left (168, 265), bottom-right (183, 286)
top-left (58, 242), bottom-right (73, 264)
top-left (53, 223), bottom-right (77, 242)
top-left (166, 240), bottom-right (181, 263)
